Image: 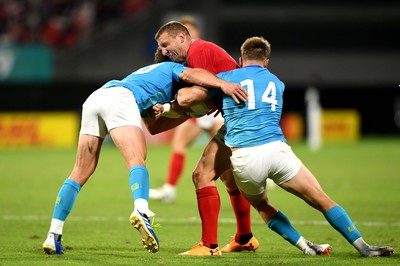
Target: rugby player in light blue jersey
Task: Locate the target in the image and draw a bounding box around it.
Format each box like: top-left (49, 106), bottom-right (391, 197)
top-left (218, 36), bottom-right (394, 257)
top-left (42, 61), bottom-right (248, 255)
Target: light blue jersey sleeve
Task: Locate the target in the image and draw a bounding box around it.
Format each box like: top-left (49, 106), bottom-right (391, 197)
top-left (101, 62), bottom-right (187, 116)
top-left (218, 66), bottom-right (286, 147)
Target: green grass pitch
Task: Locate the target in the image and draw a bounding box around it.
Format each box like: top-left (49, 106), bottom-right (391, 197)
top-left (0, 137), bottom-right (399, 265)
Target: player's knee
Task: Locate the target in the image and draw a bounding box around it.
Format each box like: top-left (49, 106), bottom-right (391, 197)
top-left (192, 169), bottom-right (214, 189)
top-left (192, 170), bottom-right (203, 188)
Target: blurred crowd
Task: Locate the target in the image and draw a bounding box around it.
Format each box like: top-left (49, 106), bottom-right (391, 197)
top-left (0, 0), bottom-right (151, 46)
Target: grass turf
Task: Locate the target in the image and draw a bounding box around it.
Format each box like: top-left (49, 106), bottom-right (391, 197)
top-left (0, 137), bottom-right (399, 265)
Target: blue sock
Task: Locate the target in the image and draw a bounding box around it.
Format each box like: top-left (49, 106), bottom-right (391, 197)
top-left (267, 210), bottom-right (301, 245)
top-left (53, 178), bottom-right (81, 221)
top-left (129, 166), bottom-right (149, 201)
top-left (324, 205), bottom-right (361, 243)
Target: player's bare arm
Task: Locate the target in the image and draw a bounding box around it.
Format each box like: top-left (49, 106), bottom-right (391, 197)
top-left (143, 115), bottom-right (188, 135)
top-left (163, 85), bottom-right (217, 118)
top-left (147, 85), bottom-right (217, 131)
top-left (176, 86), bottom-right (209, 108)
top-left (179, 68), bottom-right (248, 104)
top-left (176, 86), bottom-right (219, 117)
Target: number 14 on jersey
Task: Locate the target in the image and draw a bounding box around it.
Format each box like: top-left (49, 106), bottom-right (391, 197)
top-left (240, 79), bottom-right (278, 111)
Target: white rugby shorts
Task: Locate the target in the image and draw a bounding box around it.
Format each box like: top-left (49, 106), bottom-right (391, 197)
top-left (194, 111), bottom-right (224, 130)
top-left (80, 87), bottom-right (142, 138)
top-left (230, 140), bottom-right (302, 195)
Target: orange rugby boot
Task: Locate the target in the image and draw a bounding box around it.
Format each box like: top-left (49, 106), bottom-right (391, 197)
top-left (221, 235), bottom-right (259, 252)
top-left (179, 242), bottom-right (222, 256)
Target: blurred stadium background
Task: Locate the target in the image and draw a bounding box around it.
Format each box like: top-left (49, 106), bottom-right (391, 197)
top-left (1, 0), bottom-right (399, 148)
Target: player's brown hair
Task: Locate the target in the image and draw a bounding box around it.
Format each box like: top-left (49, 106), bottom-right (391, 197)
top-left (154, 48), bottom-right (171, 63)
top-left (155, 21), bottom-right (190, 39)
top-left (240, 36), bottom-right (271, 61)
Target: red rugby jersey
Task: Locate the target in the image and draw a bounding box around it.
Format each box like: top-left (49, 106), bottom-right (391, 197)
top-left (186, 40), bottom-right (239, 74)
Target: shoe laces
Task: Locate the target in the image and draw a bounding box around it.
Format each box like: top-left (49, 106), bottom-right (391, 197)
top-left (137, 209), bottom-right (161, 228)
top-left (149, 216), bottom-right (161, 228)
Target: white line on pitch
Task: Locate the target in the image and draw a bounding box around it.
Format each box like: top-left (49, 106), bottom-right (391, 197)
top-left (2, 215), bottom-right (400, 227)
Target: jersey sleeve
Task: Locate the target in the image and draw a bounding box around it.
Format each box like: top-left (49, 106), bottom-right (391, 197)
top-left (171, 63), bottom-right (188, 81)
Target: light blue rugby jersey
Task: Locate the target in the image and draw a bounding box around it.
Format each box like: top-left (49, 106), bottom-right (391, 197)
top-left (101, 62), bottom-right (187, 117)
top-left (217, 65), bottom-right (286, 147)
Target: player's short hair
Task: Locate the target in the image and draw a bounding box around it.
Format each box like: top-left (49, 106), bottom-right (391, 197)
top-left (240, 36), bottom-right (271, 61)
top-left (155, 21), bottom-right (190, 39)
top-left (154, 48), bottom-right (171, 63)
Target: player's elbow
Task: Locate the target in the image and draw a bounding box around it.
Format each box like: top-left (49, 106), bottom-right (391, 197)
top-left (179, 69), bottom-right (192, 84)
top-left (176, 90), bottom-right (192, 108)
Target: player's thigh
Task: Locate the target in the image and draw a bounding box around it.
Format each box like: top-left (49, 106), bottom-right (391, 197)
top-left (220, 169), bottom-right (239, 191)
top-left (208, 136), bottom-right (232, 176)
top-left (171, 119), bottom-right (202, 151)
top-left (70, 134), bottom-right (103, 186)
top-left (110, 125), bottom-right (147, 169)
top-left (280, 164), bottom-right (336, 212)
top-left (192, 137), bottom-right (231, 187)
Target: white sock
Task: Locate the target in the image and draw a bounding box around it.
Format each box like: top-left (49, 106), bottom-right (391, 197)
top-left (135, 198), bottom-right (154, 216)
top-left (352, 237), bottom-right (369, 251)
top-left (296, 236), bottom-right (315, 255)
top-left (164, 184), bottom-right (176, 192)
top-left (49, 218), bottom-right (64, 235)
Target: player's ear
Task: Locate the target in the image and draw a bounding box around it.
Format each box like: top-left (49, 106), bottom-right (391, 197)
top-left (178, 31), bottom-right (186, 43)
top-left (239, 57), bottom-right (243, 67)
top-left (264, 59), bottom-right (269, 68)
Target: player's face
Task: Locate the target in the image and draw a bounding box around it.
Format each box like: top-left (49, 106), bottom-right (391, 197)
top-left (157, 32), bottom-right (187, 63)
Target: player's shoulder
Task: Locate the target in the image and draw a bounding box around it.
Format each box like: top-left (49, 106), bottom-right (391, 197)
top-left (217, 67), bottom-right (239, 78)
top-left (190, 40), bottom-right (222, 52)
